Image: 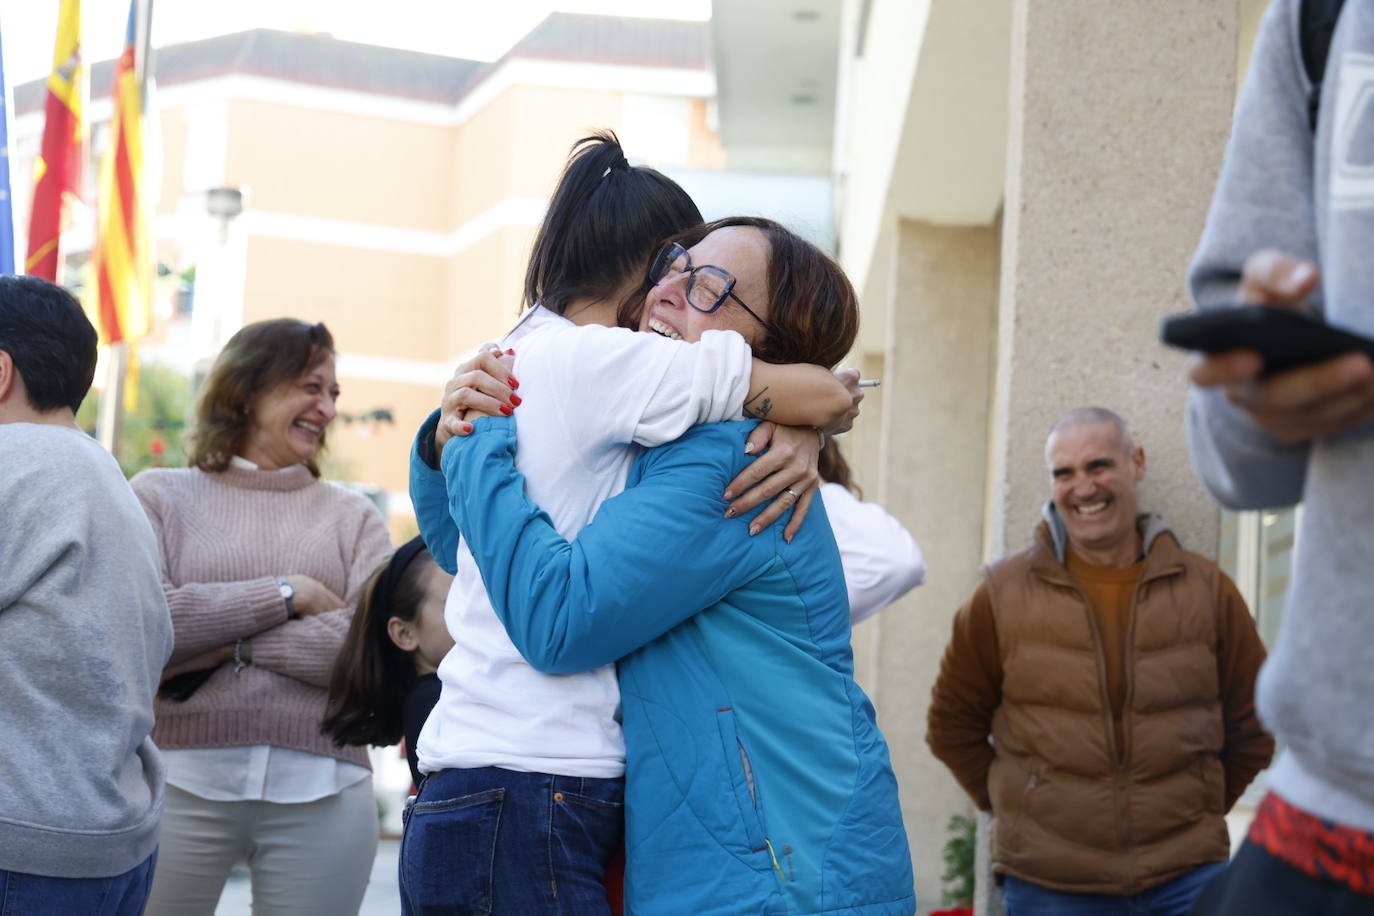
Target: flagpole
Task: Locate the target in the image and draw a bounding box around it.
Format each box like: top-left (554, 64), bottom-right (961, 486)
top-left (98, 0), bottom-right (153, 458)
top-left (135, 0), bottom-right (153, 101)
top-left (98, 344), bottom-right (127, 454)
top-left (100, 0), bottom-right (128, 459)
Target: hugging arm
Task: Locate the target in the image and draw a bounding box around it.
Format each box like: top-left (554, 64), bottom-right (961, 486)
top-left (410, 409), bottom-right (460, 574)
top-left (442, 418), bottom-right (769, 674)
top-left (442, 326), bottom-right (858, 536)
top-left (743, 361), bottom-right (856, 431)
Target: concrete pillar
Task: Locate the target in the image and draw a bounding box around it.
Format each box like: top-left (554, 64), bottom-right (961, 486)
top-left (854, 218), bottom-right (999, 915)
top-left (989, 0), bottom-right (1238, 562)
top-left (976, 2), bottom-right (1241, 912)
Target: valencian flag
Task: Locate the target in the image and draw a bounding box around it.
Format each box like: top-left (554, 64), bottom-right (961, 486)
top-left (94, 0), bottom-right (151, 365)
top-left (25, 0), bottom-right (83, 281)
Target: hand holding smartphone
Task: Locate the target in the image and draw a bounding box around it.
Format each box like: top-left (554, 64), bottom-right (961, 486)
top-left (1159, 306), bottom-right (1374, 375)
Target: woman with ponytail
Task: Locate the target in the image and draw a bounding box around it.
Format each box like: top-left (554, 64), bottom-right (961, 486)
top-left (402, 133), bottom-right (861, 914)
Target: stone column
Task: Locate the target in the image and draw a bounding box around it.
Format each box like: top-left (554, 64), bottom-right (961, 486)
top-left (856, 218), bottom-right (999, 914)
top-left (989, 0), bottom-right (1238, 563)
top-left (976, 2), bottom-right (1240, 913)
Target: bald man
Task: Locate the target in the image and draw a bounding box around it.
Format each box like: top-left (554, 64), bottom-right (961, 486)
top-left (926, 407), bottom-right (1272, 916)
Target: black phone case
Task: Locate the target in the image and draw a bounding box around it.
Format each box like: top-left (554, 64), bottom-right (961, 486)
top-left (1159, 306), bottom-right (1374, 374)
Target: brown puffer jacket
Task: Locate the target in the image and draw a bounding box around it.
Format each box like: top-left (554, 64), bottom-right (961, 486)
top-left (927, 510), bottom-right (1274, 895)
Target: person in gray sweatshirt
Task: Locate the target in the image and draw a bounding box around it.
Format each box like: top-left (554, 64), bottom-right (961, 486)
top-left (1186, 0), bottom-right (1374, 911)
top-left (0, 276), bottom-right (173, 914)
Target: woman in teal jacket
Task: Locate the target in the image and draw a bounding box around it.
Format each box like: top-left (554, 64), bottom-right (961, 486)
top-left (418, 218), bottom-right (915, 915)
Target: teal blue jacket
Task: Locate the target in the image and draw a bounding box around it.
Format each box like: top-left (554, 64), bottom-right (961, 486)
top-left (412, 413), bottom-right (915, 915)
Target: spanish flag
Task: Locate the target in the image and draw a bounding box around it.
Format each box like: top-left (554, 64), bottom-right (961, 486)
top-left (93, 1), bottom-right (150, 352)
top-left (25, 0), bottom-right (83, 282)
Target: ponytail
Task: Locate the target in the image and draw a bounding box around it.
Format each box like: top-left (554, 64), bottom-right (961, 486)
top-left (523, 130), bottom-right (703, 318)
top-left (818, 438), bottom-right (862, 499)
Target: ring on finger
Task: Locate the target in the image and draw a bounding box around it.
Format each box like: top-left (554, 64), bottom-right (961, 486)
top-left (783, 487), bottom-right (800, 500)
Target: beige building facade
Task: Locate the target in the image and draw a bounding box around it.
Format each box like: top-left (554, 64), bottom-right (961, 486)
top-left (13, 17), bottom-right (724, 531)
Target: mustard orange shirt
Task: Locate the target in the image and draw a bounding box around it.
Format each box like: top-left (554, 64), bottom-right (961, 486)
top-left (1065, 546), bottom-right (1143, 756)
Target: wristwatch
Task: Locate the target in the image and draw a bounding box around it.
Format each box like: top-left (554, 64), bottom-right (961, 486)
top-left (276, 576), bottom-right (298, 619)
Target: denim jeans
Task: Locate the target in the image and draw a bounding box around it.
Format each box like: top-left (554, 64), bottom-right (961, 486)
top-left (0, 850), bottom-right (157, 916)
top-left (399, 766), bottom-right (624, 916)
top-left (1002, 862), bottom-right (1226, 916)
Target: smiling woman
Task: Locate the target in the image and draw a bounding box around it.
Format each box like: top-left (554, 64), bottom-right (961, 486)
top-left (183, 319), bottom-right (339, 476)
top-left (128, 318), bottom-right (394, 915)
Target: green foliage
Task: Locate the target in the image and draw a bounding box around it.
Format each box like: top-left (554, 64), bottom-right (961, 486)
top-left (77, 361), bottom-right (191, 477)
top-left (941, 812), bottom-right (976, 907)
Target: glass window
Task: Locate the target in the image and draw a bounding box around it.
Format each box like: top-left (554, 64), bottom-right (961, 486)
top-left (1218, 506), bottom-right (1300, 648)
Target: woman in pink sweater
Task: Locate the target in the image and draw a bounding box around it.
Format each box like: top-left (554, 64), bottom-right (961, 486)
top-left (132, 319), bottom-right (393, 916)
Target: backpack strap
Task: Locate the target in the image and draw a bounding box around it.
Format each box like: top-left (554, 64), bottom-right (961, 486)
top-left (1300, 0), bottom-right (1347, 130)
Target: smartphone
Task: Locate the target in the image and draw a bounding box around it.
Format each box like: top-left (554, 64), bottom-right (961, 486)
top-left (1159, 306), bottom-right (1374, 375)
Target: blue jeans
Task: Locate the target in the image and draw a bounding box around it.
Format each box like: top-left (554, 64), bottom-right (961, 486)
top-left (1003, 862), bottom-right (1226, 916)
top-left (0, 851), bottom-right (157, 916)
top-left (399, 766), bottom-right (624, 916)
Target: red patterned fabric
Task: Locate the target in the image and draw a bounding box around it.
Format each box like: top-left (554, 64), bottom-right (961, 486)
top-left (1248, 791), bottom-right (1374, 895)
top-left (602, 845), bottom-right (624, 915)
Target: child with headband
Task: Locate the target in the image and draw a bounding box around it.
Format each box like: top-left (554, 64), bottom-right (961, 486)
top-left (324, 537), bottom-right (454, 786)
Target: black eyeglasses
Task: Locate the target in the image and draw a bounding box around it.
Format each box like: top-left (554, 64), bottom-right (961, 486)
top-left (648, 242), bottom-right (766, 326)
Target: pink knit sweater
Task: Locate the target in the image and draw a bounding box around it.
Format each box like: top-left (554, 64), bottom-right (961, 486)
top-left (131, 464), bottom-right (393, 765)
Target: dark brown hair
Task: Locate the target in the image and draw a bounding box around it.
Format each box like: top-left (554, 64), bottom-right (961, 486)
top-left (818, 438), bottom-right (862, 498)
top-left (184, 319), bottom-right (335, 476)
top-left (323, 543), bottom-right (434, 748)
top-left (654, 216), bottom-right (860, 368)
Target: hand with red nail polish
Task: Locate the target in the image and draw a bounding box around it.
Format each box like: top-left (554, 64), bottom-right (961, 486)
top-left (436, 343), bottom-right (520, 451)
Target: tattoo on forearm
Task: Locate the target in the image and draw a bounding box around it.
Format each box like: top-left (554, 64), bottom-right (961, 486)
top-left (744, 387), bottom-right (774, 419)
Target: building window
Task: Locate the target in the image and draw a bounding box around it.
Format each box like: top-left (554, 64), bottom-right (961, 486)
top-left (1218, 506), bottom-right (1300, 648)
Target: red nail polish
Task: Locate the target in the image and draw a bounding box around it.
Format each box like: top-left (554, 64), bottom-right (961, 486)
top-left (463, 423), bottom-right (473, 433)
top-left (510, 394), bottom-right (523, 407)
top-left (509, 376), bottom-right (520, 389)
top-left (500, 405), bottom-right (513, 416)
top-left (506, 348), bottom-right (516, 355)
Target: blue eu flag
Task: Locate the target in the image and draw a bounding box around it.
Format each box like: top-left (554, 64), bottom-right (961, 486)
top-left (0, 22), bottom-right (14, 276)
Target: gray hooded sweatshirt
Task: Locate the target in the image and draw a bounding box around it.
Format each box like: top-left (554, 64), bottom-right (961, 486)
top-left (1187, 0), bottom-right (1374, 831)
top-left (0, 424), bottom-right (172, 877)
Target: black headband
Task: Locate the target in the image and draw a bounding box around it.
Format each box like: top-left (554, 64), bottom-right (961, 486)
top-left (373, 535), bottom-right (428, 624)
